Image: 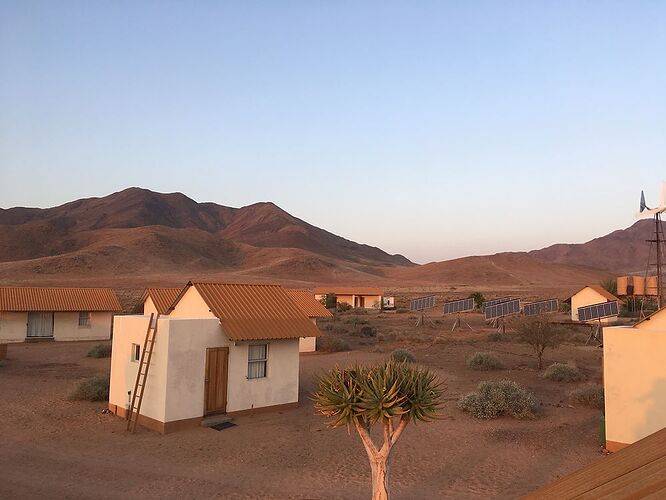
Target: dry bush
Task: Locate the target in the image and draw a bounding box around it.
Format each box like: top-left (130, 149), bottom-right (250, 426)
top-left (332, 325), bottom-right (349, 334)
top-left (457, 380), bottom-right (539, 419)
top-left (70, 376), bottom-right (110, 402)
top-left (570, 384), bottom-right (604, 409)
top-left (487, 332), bottom-right (506, 342)
top-left (542, 363), bottom-right (583, 382)
top-left (317, 337), bottom-right (351, 352)
top-left (466, 352), bottom-right (504, 371)
top-left (87, 344), bottom-right (112, 358)
top-left (391, 349), bottom-right (416, 363)
top-left (395, 308), bottom-right (409, 314)
top-left (513, 315), bottom-right (569, 368)
top-left (336, 302), bottom-right (353, 313)
top-left (359, 326), bottom-right (377, 337)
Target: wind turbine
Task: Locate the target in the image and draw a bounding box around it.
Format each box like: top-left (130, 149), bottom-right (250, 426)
top-left (637, 182), bottom-right (666, 311)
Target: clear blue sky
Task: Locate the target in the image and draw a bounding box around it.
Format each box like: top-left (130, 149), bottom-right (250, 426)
top-left (1, 1), bottom-right (664, 264)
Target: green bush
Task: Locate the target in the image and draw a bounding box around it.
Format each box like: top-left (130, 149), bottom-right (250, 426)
top-left (70, 376), bottom-right (110, 402)
top-left (457, 380), bottom-right (539, 419)
top-left (542, 363), bottom-right (583, 382)
top-left (87, 344), bottom-right (112, 358)
top-left (317, 337), bottom-right (351, 352)
top-left (390, 349), bottom-right (416, 363)
top-left (359, 326), bottom-right (377, 337)
top-left (466, 352), bottom-right (504, 371)
top-left (570, 384), bottom-right (604, 409)
top-left (336, 302), bottom-right (353, 313)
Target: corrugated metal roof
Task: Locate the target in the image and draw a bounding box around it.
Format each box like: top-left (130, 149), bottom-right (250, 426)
top-left (526, 427), bottom-right (666, 499)
top-left (287, 290), bottom-right (333, 318)
top-left (314, 286), bottom-right (383, 296)
top-left (0, 287), bottom-right (121, 312)
top-left (173, 282), bottom-right (321, 341)
top-left (568, 285), bottom-right (621, 303)
top-left (142, 287), bottom-right (182, 315)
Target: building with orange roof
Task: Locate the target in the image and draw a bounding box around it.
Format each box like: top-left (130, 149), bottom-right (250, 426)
top-left (567, 285), bottom-right (621, 323)
top-left (0, 287), bottom-right (121, 343)
top-left (141, 287), bottom-right (182, 316)
top-left (109, 282), bottom-right (320, 433)
top-left (286, 289), bottom-right (332, 352)
top-left (314, 286), bottom-right (383, 309)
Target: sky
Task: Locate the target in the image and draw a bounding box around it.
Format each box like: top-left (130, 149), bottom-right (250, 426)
top-left (1, 1), bottom-right (665, 264)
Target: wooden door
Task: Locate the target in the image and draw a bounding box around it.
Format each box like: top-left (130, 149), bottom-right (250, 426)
top-left (27, 312), bottom-right (54, 338)
top-left (204, 347), bottom-right (229, 415)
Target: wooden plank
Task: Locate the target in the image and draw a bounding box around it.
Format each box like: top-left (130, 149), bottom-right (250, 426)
top-left (576, 456), bottom-right (666, 499)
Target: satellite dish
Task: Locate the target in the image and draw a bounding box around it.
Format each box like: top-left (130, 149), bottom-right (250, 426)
top-left (637, 182), bottom-right (666, 220)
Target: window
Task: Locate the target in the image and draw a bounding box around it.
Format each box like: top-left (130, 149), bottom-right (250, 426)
top-left (131, 343), bottom-right (141, 362)
top-left (247, 344), bottom-right (267, 379)
top-left (78, 311), bottom-right (91, 327)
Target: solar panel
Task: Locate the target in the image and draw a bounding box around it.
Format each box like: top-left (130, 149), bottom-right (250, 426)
top-left (482, 297), bottom-right (513, 310)
top-left (442, 297), bottom-right (475, 315)
top-left (523, 298), bottom-right (559, 316)
top-left (410, 295), bottom-right (436, 311)
top-left (577, 301), bottom-right (619, 322)
top-left (484, 298), bottom-right (520, 320)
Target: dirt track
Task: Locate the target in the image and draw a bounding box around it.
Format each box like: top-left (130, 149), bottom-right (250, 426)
top-left (0, 314), bottom-right (606, 499)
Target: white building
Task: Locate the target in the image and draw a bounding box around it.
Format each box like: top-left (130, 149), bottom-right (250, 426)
top-left (567, 285), bottom-right (621, 323)
top-left (286, 289), bottom-right (332, 352)
top-left (0, 287), bottom-right (121, 343)
top-left (314, 287), bottom-right (383, 309)
top-left (141, 287), bottom-right (181, 317)
top-left (109, 282), bottom-right (321, 434)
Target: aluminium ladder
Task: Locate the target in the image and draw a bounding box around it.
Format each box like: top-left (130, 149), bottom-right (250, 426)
top-left (127, 313), bottom-right (160, 433)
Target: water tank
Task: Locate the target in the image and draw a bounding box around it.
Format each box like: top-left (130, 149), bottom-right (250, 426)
top-left (633, 276), bottom-right (646, 296)
top-left (617, 276), bottom-right (629, 296)
top-left (647, 276), bottom-right (659, 296)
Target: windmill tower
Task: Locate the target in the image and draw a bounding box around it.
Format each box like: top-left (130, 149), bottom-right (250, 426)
top-left (637, 182), bottom-right (666, 313)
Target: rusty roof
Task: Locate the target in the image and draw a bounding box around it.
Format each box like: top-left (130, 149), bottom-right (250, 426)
top-left (171, 282), bottom-right (321, 342)
top-left (0, 287), bottom-right (121, 312)
top-left (314, 286), bottom-right (383, 296)
top-left (526, 427), bottom-right (666, 499)
top-left (568, 285), bottom-right (621, 303)
top-left (142, 287), bottom-right (182, 315)
top-left (286, 290), bottom-right (333, 318)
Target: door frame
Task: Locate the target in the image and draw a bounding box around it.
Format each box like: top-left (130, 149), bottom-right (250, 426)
top-left (204, 346), bottom-right (229, 416)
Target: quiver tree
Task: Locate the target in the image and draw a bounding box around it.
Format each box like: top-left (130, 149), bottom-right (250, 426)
top-left (313, 361), bottom-right (443, 500)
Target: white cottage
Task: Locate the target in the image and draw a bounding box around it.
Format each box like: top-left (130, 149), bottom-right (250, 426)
top-left (0, 287), bottom-right (121, 343)
top-left (286, 289), bottom-right (332, 352)
top-left (109, 282), bottom-right (321, 433)
top-left (568, 285), bottom-right (621, 323)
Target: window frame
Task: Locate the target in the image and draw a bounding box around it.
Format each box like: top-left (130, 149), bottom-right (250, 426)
top-left (131, 343), bottom-right (141, 362)
top-left (78, 311), bottom-right (91, 327)
top-left (247, 343), bottom-right (268, 379)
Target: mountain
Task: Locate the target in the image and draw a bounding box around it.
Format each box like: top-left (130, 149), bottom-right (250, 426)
top-left (529, 219), bottom-right (654, 274)
top-left (0, 188), bottom-right (411, 285)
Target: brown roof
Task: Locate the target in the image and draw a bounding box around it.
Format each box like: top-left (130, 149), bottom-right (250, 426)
top-left (171, 282), bottom-right (321, 342)
top-left (526, 427), bottom-right (666, 499)
top-left (0, 287), bottom-right (121, 312)
top-left (142, 287), bottom-right (182, 315)
top-left (286, 290), bottom-right (333, 319)
top-left (568, 285), bottom-right (621, 303)
top-left (314, 286), bottom-right (383, 296)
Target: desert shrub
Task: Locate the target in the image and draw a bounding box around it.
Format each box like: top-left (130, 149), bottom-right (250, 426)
top-left (70, 376), bottom-right (110, 402)
top-left (317, 337), bottom-right (351, 352)
top-left (395, 308), bottom-right (409, 314)
top-left (344, 316), bottom-right (368, 325)
top-left (513, 315), bottom-right (569, 368)
top-left (457, 380), bottom-right (538, 419)
top-left (336, 302), bottom-right (353, 313)
top-left (470, 292), bottom-right (485, 310)
top-left (542, 363), bottom-right (583, 382)
top-left (324, 323), bottom-right (334, 331)
top-left (359, 326), bottom-right (377, 337)
top-left (487, 332), bottom-right (506, 342)
top-left (391, 349), bottom-right (416, 363)
top-left (87, 344), bottom-right (112, 358)
top-left (332, 325), bottom-right (349, 334)
top-left (466, 352), bottom-right (504, 371)
top-left (570, 384), bottom-right (604, 409)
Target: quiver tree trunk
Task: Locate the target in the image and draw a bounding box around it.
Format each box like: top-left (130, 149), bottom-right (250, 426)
top-left (370, 457), bottom-right (390, 500)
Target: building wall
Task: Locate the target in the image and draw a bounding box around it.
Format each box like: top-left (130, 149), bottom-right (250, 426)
top-left (603, 325), bottom-right (666, 451)
top-left (318, 293), bottom-right (382, 309)
top-left (143, 296), bottom-right (158, 317)
top-left (168, 287), bottom-right (216, 319)
top-left (299, 318), bottom-right (318, 352)
top-left (571, 288), bottom-right (616, 323)
top-left (0, 312), bottom-right (28, 343)
top-left (0, 311), bottom-right (112, 342)
top-left (109, 315), bottom-right (169, 423)
top-left (53, 312), bottom-right (113, 341)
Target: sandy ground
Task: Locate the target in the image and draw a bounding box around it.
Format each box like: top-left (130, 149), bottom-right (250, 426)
top-left (0, 311), bottom-right (607, 499)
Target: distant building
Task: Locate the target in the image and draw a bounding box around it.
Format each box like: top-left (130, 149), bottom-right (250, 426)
top-left (567, 285), bottom-right (621, 323)
top-left (286, 290), bottom-right (332, 352)
top-left (603, 308), bottom-right (666, 451)
top-left (0, 287), bottom-right (121, 343)
top-left (314, 287), bottom-right (383, 309)
top-left (109, 282), bottom-right (320, 433)
top-left (141, 287), bottom-right (181, 316)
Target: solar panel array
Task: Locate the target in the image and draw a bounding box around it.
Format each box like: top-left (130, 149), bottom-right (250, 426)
top-left (410, 295), bottom-right (436, 311)
top-left (485, 298), bottom-right (520, 320)
top-left (442, 297), bottom-right (475, 315)
top-left (577, 301), bottom-right (619, 321)
top-left (482, 297), bottom-right (513, 310)
top-left (523, 298), bottom-right (559, 316)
